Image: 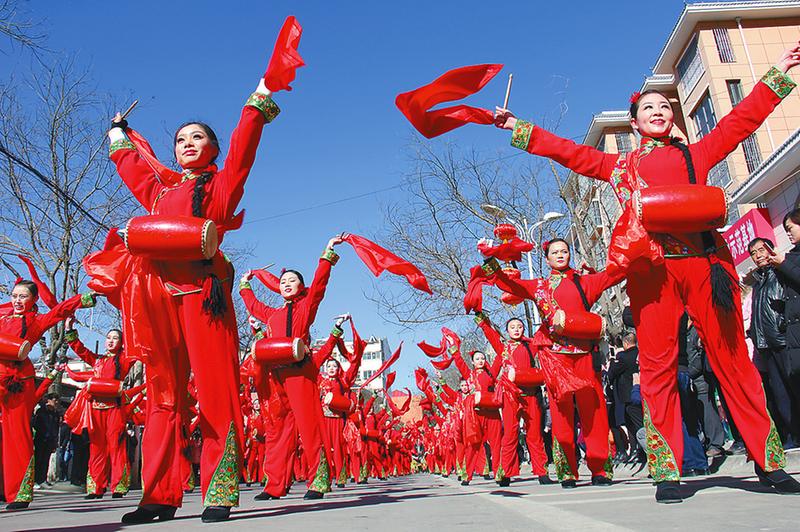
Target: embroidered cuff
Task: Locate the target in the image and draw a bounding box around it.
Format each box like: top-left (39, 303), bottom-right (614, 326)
top-left (510, 119), bottom-right (534, 150)
top-left (46, 370), bottom-right (60, 380)
top-left (254, 330), bottom-right (265, 341)
top-left (321, 248), bottom-right (340, 265)
top-left (64, 329), bottom-right (79, 342)
top-left (761, 67), bottom-right (797, 99)
top-left (482, 257), bottom-right (501, 276)
top-left (109, 138), bottom-right (135, 156)
top-left (246, 92), bottom-right (281, 123)
top-left (473, 311), bottom-right (487, 325)
top-left (447, 345), bottom-right (458, 356)
top-left (331, 326), bottom-right (344, 338)
top-left (239, 280), bottom-right (252, 291)
top-left (81, 292), bottom-right (96, 308)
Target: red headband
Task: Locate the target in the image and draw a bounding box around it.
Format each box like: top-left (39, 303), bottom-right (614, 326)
top-left (541, 240), bottom-right (550, 253)
top-left (629, 91), bottom-right (641, 105)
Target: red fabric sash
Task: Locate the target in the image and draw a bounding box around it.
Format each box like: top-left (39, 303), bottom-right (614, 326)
top-left (343, 234), bottom-right (431, 294)
top-left (395, 64), bottom-right (503, 139)
top-left (359, 342), bottom-right (402, 390)
top-left (477, 237), bottom-right (533, 263)
top-left (252, 268), bottom-right (281, 293)
top-left (384, 371), bottom-right (397, 391)
top-left (17, 255), bottom-right (58, 309)
top-left (264, 16), bottom-right (305, 92)
top-left (463, 264), bottom-right (494, 313)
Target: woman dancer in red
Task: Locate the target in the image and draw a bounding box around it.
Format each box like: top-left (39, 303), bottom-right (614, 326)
top-left (475, 313), bottom-right (553, 486)
top-left (494, 42), bottom-right (800, 502)
top-left (0, 279), bottom-right (93, 510)
top-left (64, 318), bottom-right (133, 499)
top-left (99, 70), bottom-right (280, 523)
top-left (240, 234), bottom-right (346, 500)
top-left (452, 347), bottom-right (502, 485)
top-left (487, 239), bottom-right (623, 487)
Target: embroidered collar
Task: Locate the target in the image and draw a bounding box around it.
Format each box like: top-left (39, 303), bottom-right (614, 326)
top-left (179, 164), bottom-right (218, 184)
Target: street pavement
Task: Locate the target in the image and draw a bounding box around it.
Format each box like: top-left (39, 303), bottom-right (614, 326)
top-left (3, 463), bottom-right (800, 532)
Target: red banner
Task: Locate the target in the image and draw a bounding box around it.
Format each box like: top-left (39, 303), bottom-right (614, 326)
top-left (723, 208), bottom-right (774, 266)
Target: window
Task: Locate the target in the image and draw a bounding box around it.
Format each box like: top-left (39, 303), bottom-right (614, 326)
top-left (614, 132), bottom-right (632, 153)
top-left (727, 79), bottom-right (745, 106)
top-left (677, 35), bottom-right (705, 94)
top-left (692, 93), bottom-right (732, 187)
top-left (713, 28), bottom-right (735, 63)
top-left (596, 135), bottom-right (606, 152)
top-left (727, 80), bottom-right (763, 173)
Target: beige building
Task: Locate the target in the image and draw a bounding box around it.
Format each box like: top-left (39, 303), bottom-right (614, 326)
top-left (563, 1), bottom-right (800, 326)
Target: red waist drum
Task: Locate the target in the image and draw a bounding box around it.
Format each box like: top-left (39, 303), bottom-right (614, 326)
top-left (252, 337), bottom-right (308, 366)
top-left (553, 309), bottom-right (605, 340)
top-left (514, 368), bottom-right (545, 388)
top-left (324, 391), bottom-right (353, 414)
top-left (473, 391), bottom-right (501, 410)
top-left (87, 378), bottom-right (123, 399)
top-left (123, 215), bottom-right (218, 261)
top-left (633, 185), bottom-right (727, 234)
top-left (0, 333), bottom-right (31, 362)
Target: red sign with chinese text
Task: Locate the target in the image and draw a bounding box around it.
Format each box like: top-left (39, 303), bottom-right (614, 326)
top-left (723, 208), bottom-right (775, 266)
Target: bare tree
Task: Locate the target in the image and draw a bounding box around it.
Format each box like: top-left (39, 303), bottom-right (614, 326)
top-left (0, 57), bottom-right (137, 369)
top-left (0, 0), bottom-right (46, 55)
top-left (371, 136), bottom-right (568, 330)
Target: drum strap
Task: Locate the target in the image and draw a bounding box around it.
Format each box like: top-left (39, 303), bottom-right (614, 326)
top-left (286, 301), bottom-right (294, 337)
top-left (572, 275), bottom-right (599, 355)
top-left (669, 139), bottom-right (735, 312)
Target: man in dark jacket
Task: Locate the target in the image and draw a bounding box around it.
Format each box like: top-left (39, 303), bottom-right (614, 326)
top-left (748, 237), bottom-right (798, 447)
top-left (686, 322), bottom-right (726, 457)
top-left (33, 393), bottom-right (61, 487)
top-left (607, 332), bottom-right (643, 462)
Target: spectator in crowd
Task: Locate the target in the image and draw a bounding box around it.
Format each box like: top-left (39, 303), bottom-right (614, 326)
top-left (677, 314), bottom-right (710, 476)
top-left (57, 419), bottom-right (73, 482)
top-left (32, 393), bottom-right (60, 488)
top-left (747, 237), bottom-right (798, 448)
top-left (686, 318), bottom-right (727, 457)
top-left (70, 430), bottom-right (90, 488)
top-left (607, 332), bottom-right (643, 463)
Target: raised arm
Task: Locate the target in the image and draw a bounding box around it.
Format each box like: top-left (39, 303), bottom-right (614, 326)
top-left (578, 267), bottom-right (626, 306)
top-left (239, 274), bottom-right (278, 324)
top-left (107, 126), bottom-right (166, 211)
top-left (475, 313), bottom-right (506, 361)
top-left (344, 339), bottom-right (365, 388)
top-left (30, 293), bottom-right (95, 342)
top-left (452, 347), bottom-right (471, 381)
top-left (312, 325), bottom-right (341, 369)
top-left (305, 237), bottom-right (345, 325)
top-left (64, 325), bottom-right (97, 366)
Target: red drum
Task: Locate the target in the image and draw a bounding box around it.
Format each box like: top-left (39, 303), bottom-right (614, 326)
top-left (553, 309), bottom-right (605, 340)
top-left (473, 391), bottom-right (501, 410)
top-left (514, 368), bottom-right (545, 388)
top-left (0, 333), bottom-right (31, 361)
top-left (124, 215), bottom-right (218, 261)
top-left (633, 185), bottom-right (727, 234)
top-left (87, 378), bottom-right (123, 399)
top-left (324, 391), bottom-right (353, 414)
top-left (252, 337), bottom-right (308, 366)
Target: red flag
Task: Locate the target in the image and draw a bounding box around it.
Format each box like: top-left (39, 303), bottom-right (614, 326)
top-left (343, 234), bottom-right (431, 294)
top-left (417, 338), bottom-right (446, 358)
top-left (384, 371), bottom-right (397, 391)
top-left (430, 355), bottom-right (453, 371)
top-left (464, 264), bottom-right (492, 314)
top-left (17, 255), bottom-right (58, 309)
top-left (478, 237), bottom-right (534, 263)
top-left (359, 342), bottom-right (402, 390)
top-left (264, 16), bottom-right (305, 92)
top-left (395, 64), bottom-right (503, 139)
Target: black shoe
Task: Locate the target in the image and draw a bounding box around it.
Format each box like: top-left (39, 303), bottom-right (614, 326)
top-left (336, 483), bottom-right (345, 488)
top-left (561, 480), bottom-right (577, 489)
top-left (538, 475), bottom-right (557, 485)
top-left (357, 479), bottom-right (368, 484)
top-left (121, 505), bottom-right (177, 524)
top-left (201, 506), bottom-right (231, 523)
top-left (461, 479), bottom-right (470, 486)
top-left (245, 482), bottom-right (252, 487)
top-left (728, 442), bottom-right (746, 455)
top-left (84, 493), bottom-right (101, 500)
top-left (483, 474), bottom-right (492, 480)
top-left (303, 490), bottom-right (324, 500)
top-left (254, 491), bottom-right (280, 501)
top-left (655, 481), bottom-right (683, 504)
top-left (755, 465), bottom-right (800, 494)
top-left (5, 501), bottom-right (30, 511)
top-left (112, 493), bottom-right (124, 499)
top-left (683, 468), bottom-right (710, 478)
top-left (591, 475), bottom-right (613, 486)
top-left (496, 477), bottom-right (510, 487)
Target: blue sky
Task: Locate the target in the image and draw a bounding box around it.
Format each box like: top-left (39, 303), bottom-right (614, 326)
top-left (4, 0), bottom-right (692, 387)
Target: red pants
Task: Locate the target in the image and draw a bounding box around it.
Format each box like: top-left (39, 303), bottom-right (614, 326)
top-left (465, 411), bottom-right (502, 481)
top-left (322, 415), bottom-right (346, 485)
top-left (87, 406), bottom-right (130, 495)
top-left (1, 379), bottom-right (35, 503)
top-left (499, 391), bottom-right (548, 479)
top-left (547, 351), bottom-right (611, 481)
top-left (140, 292), bottom-right (244, 508)
top-left (246, 440), bottom-right (265, 484)
top-left (262, 410), bottom-right (296, 496)
top-left (262, 361), bottom-right (331, 494)
top-left (628, 256), bottom-right (784, 482)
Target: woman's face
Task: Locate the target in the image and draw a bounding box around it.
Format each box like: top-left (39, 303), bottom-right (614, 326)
top-left (280, 272), bottom-right (303, 299)
top-left (11, 285), bottom-right (36, 314)
top-left (459, 380), bottom-right (469, 393)
top-left (174, 124), bottom-right (218, 170)
top-left (105, 330), bottom-right (122, 353)
top-left (786, 218), bottom-right (800, 245)
top-left (630, 93), bottom-right (674, 138)
top-left (325, 359), bottom-right (339, 377)
top-left (507, 319), bottom-right (525, 340)
top-left (545, 241), bottom-right (570, 271)
top-left (472, 351), bottom-right (486, 369)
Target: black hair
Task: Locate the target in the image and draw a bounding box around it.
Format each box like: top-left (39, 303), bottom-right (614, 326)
top-left (14, 279), bottom-right (38, 299)
top-left (107, 328), bottom-right (124, 380)
top-left (783, 208), bottom-right (800, 229)
top-left (630, 89), bottom-right (671, 120)
top-left (173, 122), bottom-right (220, 163)
top-left (543, 238), bottom-right (570, 255)
top-left (747, 237), bottom-right (774, 254)
top-left (470, 350), bottom-right (485, 361)
top-left (44, 392), bottom-right (59, 402)
top-left (281, 269), bottom-right (306, 286)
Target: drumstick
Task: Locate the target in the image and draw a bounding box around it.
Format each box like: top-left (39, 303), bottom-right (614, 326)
top-left (502, 73), bottom-right (513, 110)
top-left (120, 99), bottom-right (139, 120)
top-left (258, 263), bottom-right (275, 271)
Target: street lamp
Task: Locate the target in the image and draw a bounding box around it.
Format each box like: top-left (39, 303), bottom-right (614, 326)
top-left (479, 203), bottom-right (566, 326)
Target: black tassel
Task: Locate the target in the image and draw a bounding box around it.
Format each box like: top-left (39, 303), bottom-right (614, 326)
top-left (3, 376), bottom-right (24, 395)
top-left (202, 273), bottom-right (227, 317)
top-left (709, 261), bottom-right (736, 312)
